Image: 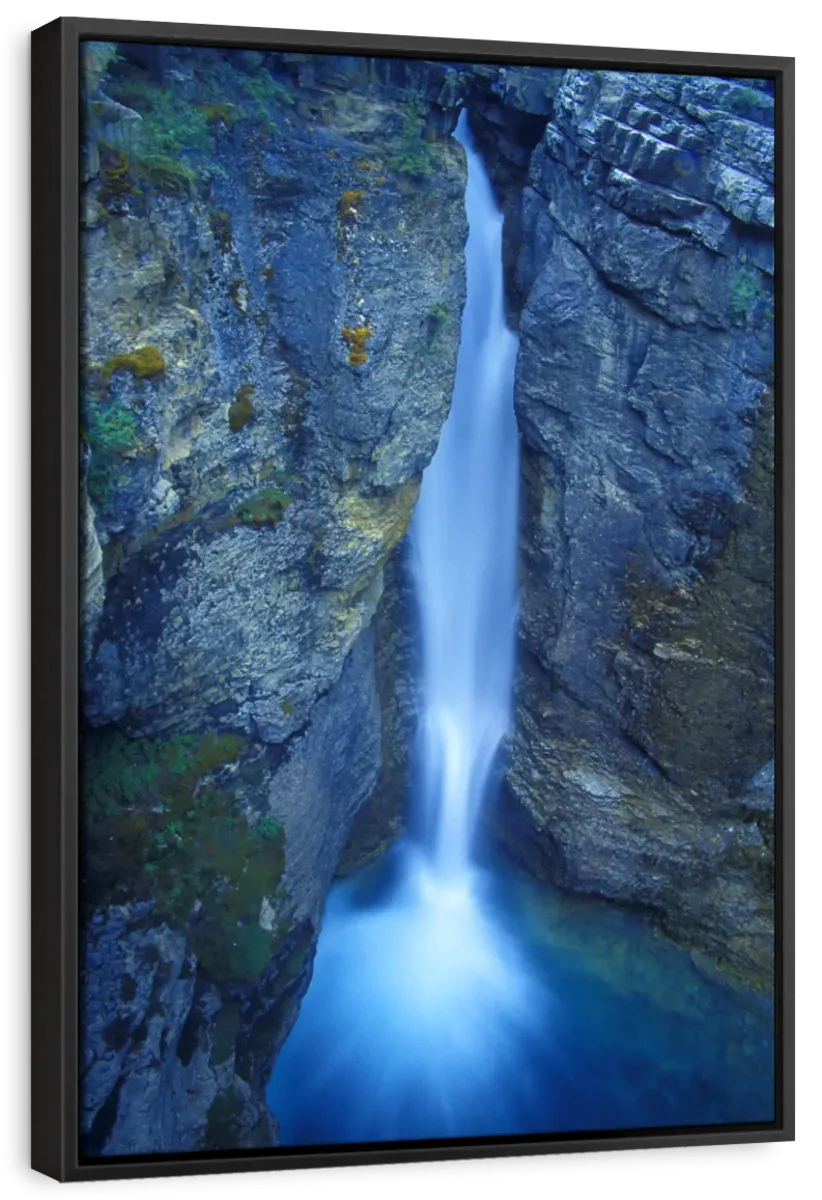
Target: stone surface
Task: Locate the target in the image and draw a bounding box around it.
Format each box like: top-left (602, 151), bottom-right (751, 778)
top-left (78, 53), bottom-right (777, 1160)
top-left (79, 47), bottom-right (468, 1155)
top-left (485, 70), bottom-right (775, 989)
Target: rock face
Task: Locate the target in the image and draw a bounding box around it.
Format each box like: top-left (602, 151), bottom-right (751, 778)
top-left (79, 48), bottom-right (776, 1159)
top-left (79, 45), bottom-right (469, 1155)
top-left (475, 70), bottom-right (775, 989)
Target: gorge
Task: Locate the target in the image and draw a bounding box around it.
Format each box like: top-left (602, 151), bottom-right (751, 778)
top-left (79, 46), bottom-right (776, 1156)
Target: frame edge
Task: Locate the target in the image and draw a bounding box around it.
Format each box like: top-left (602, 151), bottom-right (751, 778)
top-left (31, 14), bottom-right (66, 1183)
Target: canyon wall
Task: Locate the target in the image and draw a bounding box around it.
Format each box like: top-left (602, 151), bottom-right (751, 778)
top-left (79, 47), bottom-right (468, 1155)
top-left (78, 49), bottom-right (776, 1158)
top-left (472, 68), bottom-right (775, 990)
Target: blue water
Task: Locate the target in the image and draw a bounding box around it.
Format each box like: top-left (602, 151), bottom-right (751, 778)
top-left (267, 848), bottom-right (773, 1144)
top-left (266, 112), bottom-right (774, 1145)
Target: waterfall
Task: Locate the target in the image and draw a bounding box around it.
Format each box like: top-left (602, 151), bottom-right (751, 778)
top-left (412, 109), bottom-right (520, 882)
top-left (267, 112), bottom-right (542, 1144)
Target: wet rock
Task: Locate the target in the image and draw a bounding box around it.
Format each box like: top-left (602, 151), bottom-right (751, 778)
top-left (493, 69), bottom-right (775, 989)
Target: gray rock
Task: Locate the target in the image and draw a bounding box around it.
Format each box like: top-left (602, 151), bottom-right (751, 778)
top-left (494, 68), bottom-right (775, 989)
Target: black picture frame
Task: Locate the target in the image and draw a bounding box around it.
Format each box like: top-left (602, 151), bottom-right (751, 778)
top-left (31, 15), bottom-right (795, 1183)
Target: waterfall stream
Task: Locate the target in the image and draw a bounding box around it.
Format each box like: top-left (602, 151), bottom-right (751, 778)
top-left (265, 114), bottom-right (774, 1147)
top-left (413, 110), bottom-right (520, 883)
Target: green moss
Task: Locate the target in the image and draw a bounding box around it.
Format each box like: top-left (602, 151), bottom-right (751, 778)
top-left (109, 78), bottom-right (211, 161)
top-left (83, 729), bottom-right (244, 826)
top-left (258, 816), bottom-right (283, 841)
top-left (729, 265), bottom-right (768, 324)
top-left (425, 301), bottom-right (451, 349)
top-left (727, 85), bottom-right (766, 115)
top-left (83, 727), bottom-right (288, 984)
top-left (233, 487), bottom-right (290, 528)
top-left (341, 324), bottom-right (372, 367)
top-left (386, 93), bottom-right (438, 178)
top-left (83, 398), bottom-right (142, 514)
top-left (101, 344), bottom-right (165, 387)
top-left (237, 71), bottom-right (294, 126)
top-left (426, 301), bottom-right (450, 325)
top-left (208, 209), bottom-right (233, 254)
top-left (228, 385), bottom-right (256, 432)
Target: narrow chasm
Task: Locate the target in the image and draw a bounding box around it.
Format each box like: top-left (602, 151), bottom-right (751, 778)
top-left (79, 51), bottom-right (775, 1156)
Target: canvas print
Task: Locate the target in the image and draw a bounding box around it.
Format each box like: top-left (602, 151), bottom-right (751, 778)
top-left (78, 41), bottom-right (776, 1158)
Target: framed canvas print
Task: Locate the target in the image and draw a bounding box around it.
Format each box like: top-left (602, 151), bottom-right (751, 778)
top-left (31, 16), bottom-right (794, 1182)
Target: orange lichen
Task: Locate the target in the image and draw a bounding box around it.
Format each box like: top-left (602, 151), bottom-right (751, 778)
top-left (341, 324), bottom-right (372, 367)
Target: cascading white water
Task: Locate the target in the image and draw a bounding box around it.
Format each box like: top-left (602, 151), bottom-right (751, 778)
top-left (267, 112), bottom-right (543, 1143)
top-left (412, 108), bottom-right (520, 882)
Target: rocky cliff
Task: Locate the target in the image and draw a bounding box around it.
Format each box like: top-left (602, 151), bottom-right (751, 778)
top-left (78, 47), bottom-right (776, 1158)
top-left (469, 68), bottom-right (775, 990)
top-left (79, 45), bottom-right (469, 1155)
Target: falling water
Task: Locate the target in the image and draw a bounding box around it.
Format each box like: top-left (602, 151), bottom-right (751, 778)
top-left (265, 112), bottom-right (775, 1146)
top-left (267, 113), bottom-right (541, 1141)
top-left (412, 109), bottom-right (520, 882)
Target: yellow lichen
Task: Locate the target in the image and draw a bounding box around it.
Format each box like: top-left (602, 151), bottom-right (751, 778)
top-left (338, 190), bottom-right (365, 225)
top-left (341, 324), bottom-right (372, 367)
top-left (101, 345), bottom-right (165, 387)
top-left (340, 477), bottom-right (420, 556)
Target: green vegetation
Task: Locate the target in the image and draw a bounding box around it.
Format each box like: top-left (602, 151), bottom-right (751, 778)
top-left (341, 323), bottom-right (373, 366)
top-left (727, 85), bottom-right (764, 115)
top-left (427, 297), bottom-right (451, 321)
top-left (730, 266), bottom-right (770, 323)
top-left (386, 93), bottom-right (438, 178)
top-left (90, 52), bottom-right (298, 204)
top-left (237, 70), bottom-right (295, 125)
top-left (83, 728), bottom-right (288, 983)
top-left (228, 384), bottom-right (256, 432)
top-left (425, 301), bottom-right (452, 353)
top-left (84, 399), bottom-right (141, 513)
top-left (233, 487), bottom-right (291, 527)
top-left (101, 344), bottom-right (166, 387)
top-left (83, 730), bottom-right (244, 825)
top-left (118, 79), bottom-right (212, 158)
top-left (258, 816), bottom-right (284, 841)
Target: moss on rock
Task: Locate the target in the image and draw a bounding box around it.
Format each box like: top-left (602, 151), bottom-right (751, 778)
top-left (228, 385), bottom-right (256, 432)
top-left (101, 344), bottom-right (166, 387)
top-left (82, 727), bottom-right (287, 984)
top-left (232, 486), bottom-right (290, 528)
